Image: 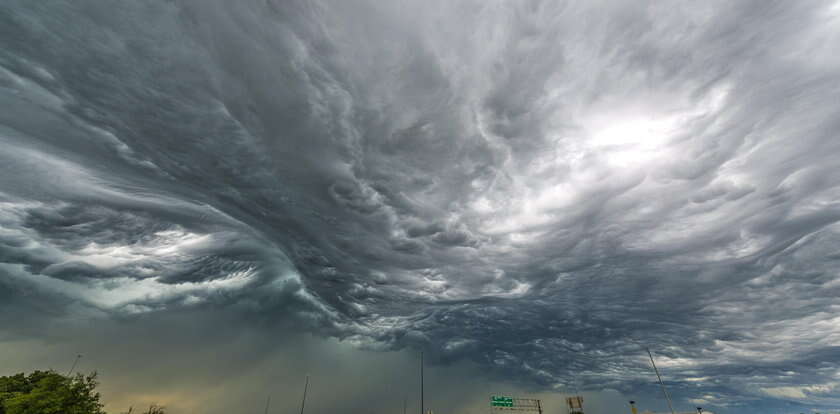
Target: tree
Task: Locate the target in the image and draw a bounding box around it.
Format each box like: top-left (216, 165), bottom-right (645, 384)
top-left (121, 405), bottom-right (165, 414)
top-left (143, 405), bottom-right (165, 414)
top-left (0, 370), bottom-right (106, 414)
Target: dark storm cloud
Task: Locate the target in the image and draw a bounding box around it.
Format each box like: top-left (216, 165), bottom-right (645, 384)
top-left (2, 0), bottom-right (840, 412)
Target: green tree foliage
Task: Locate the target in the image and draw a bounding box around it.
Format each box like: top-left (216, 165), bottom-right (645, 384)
top-left (0, 370), bottom-right (106, 414)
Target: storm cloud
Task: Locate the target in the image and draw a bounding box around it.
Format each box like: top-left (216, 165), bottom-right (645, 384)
top-left (2, 0), bottom-right (840, 412)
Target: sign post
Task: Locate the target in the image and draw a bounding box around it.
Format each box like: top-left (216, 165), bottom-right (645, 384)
top-left (491, 396), bottom-right (514, 407)
top-left (566, 396), bottom-right (584, 414)
top-left (489, 396), bottom-right (542, 414)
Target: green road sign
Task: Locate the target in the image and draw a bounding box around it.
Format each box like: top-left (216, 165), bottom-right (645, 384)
top-left (491, 396), bottom-right (514, 407)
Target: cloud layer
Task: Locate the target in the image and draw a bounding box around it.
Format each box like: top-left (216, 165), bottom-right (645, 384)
top-left (2, 1), bottom-right (840, 412)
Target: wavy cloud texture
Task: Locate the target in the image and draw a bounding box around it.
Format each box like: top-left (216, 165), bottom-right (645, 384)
top-left (2, 1), bottom-right (840, 412)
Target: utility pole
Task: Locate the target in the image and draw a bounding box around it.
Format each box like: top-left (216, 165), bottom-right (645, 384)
top-left (403, 397), bottom-right (407, 414)
top-left (420, 352), bottom-right (424, 414)
top-left (299, 375), bottom-right (309, 414)
top-left (646, 348), bottom-right (676, 414)
top-left (67, 354), bottom-right (82, 376)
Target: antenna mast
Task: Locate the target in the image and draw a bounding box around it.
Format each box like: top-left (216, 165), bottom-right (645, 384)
top-left (646, 348), bottom-right (676, 414)
top-left (299, 375), bottom-right (309, 414)
top-left (67, 354), bottom-right (82, 376)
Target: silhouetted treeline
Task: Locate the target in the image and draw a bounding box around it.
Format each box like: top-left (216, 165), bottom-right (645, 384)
top-left (0, 370), bottom-right (164, 414)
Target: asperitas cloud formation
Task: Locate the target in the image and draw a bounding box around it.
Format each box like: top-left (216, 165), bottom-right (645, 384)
top-left (2, 1), bottom-right (840, 413)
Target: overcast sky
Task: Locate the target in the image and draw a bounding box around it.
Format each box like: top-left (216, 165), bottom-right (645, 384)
top-left (2, 1), bottom-right (840, 413)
